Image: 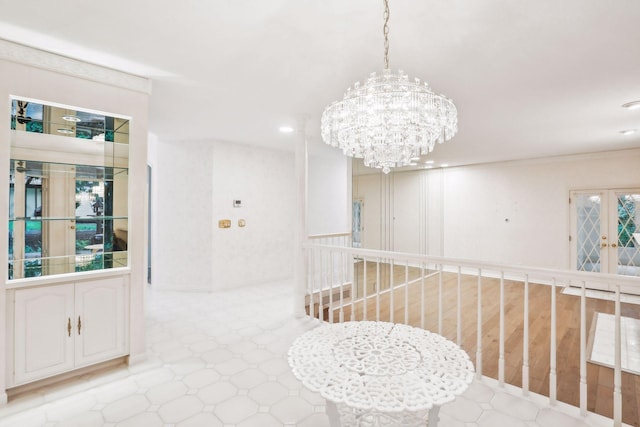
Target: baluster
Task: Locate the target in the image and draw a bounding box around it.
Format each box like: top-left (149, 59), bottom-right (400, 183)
top-left (363, 257), bottom-right (368, 321)
top-left (522, 274), bottom-right (530, 396)
top-left (329, 250), bottom-right (334, 323)
top-left (376, 259), bottom-right (381, 321)
top-left (549, 278), bottom-right (557, 404)
top-left (499, 271), bottom-right (505, 386)
top-left (476, 269), bottom-right (483, 379)
top-left (579, 280), bottom-right (586, 415)
top-left (404, 261), bottom-right (409, 325)
top-left (349, 250), bottom-right (355, 321)
top-left (421, 263), bottom-right (425, 330)
top-left (438, 264), bottom-right (443, 335)
top-left (390, 260), bottom-right (395, 323)
top-left (308, 247), bottom-right (314, 319)
top-left (338, 251), bottom-right (344, 323)
top-left (614, 286), bottom-right (622, 426)
top-left (457, 266), bottom-right (462, 346)
top-left (318, 247), bottom-right (324, 323)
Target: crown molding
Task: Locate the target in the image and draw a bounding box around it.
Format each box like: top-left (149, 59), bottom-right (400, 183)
top-left (0, 38), bottom-right (151, 94)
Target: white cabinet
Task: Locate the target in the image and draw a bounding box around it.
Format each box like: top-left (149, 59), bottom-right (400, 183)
top-left (14, 284), bottom-right (75, 384)
top-left (75, 278), bottom-right (128, 368)
top-left (13, 277), bottom-right (128, 386)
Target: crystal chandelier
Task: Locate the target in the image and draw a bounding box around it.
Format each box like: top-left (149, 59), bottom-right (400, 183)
top-left (321, 0), bottom-right (458, 174)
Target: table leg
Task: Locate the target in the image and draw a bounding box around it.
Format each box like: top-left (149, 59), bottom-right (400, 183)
top-left (427, 405), bottom-right (440, 427)
top-left (326, 401), bottom-right (340, 427)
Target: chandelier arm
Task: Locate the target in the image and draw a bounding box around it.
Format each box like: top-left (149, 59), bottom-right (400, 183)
top-left (383, 0), bottom-right (390, 70)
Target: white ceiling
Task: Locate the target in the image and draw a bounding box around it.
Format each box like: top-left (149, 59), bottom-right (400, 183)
top-left (1, 0), bottom-right (639, 168)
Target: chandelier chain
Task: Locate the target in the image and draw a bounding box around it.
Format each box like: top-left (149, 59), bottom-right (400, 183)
top-left (383, 0), bottom-right (390, 70)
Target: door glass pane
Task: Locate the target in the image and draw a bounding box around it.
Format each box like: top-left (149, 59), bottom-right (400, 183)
top-left (616, 193), bottom-right (640, 276)
top-left (576, 194), bottom-right (601, 272)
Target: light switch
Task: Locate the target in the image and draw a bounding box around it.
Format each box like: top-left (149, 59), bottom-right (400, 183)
top-left (238, 219), bottom-right (246, 227)
top-left (218, 219), bottom-right (231, 228)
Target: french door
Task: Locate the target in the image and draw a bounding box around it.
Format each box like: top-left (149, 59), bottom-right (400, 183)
top-left (571, 189), bottom-right (640, 277)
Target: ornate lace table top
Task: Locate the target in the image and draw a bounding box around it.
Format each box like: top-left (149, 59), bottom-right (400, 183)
top-left (288, 321), bottom-right (474, 412)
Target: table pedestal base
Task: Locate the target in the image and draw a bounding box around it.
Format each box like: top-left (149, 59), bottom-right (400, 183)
top-left (327, 402), bottom-right (441, 427)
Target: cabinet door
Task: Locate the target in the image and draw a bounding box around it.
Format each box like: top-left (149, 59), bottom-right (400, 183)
top-left (14, 284), bottom-right (75, 384)
top-left (75, 277), bottom-right (128, 367)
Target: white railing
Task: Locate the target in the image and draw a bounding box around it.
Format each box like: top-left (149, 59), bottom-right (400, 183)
top-left (303, 242), bottom-right (640, 427)
top-left (306, 233), bottom-right (352, 321)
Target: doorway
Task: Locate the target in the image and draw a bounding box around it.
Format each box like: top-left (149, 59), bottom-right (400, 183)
top-left (570, 189), bottom-right (640, 277)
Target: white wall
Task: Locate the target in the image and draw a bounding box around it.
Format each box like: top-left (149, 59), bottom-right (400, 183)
top-left (211, 141), bottom-right (295, 288)
top-left (354, 149), bottom-right (640, 269)
top-left (149, 140), bottom-right (214, 290)
top-left (307, 152), bottom-right (349, 235)
top-left (150, 139), bottom-right (298, 291)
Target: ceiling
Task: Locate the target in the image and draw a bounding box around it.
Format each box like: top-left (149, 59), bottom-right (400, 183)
top-left (1, 0), bottom-right (639, 169)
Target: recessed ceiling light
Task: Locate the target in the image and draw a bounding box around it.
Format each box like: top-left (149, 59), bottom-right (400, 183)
top-left (62, 115), bottom-right (81, 122)
top-left (622, 101), bottom-right (640, 110)
top-left (424, 160), bottom-right (435, 164)
top-left (57, 128), bottom-right (74, 134)
top-left (441, 163), bottom-right (449, 168)
top-left (423, 165), bottom-right (434, 169)
top-left (279, 126), bottom-right (294, 133)
top-left (620, 129), bottom-right (637, 136)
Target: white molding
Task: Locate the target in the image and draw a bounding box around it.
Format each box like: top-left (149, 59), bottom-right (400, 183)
top-left (0, 39), bottom-right (151, 94)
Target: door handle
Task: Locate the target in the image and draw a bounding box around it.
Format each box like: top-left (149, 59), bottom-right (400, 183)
top-left (67, 318), bottom-right (71, 337)
top-left (77, 316), bottom-right (82, 335)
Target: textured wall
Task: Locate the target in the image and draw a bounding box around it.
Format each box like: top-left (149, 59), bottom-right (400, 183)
top-left (150, 140), bottom-right (297, 290)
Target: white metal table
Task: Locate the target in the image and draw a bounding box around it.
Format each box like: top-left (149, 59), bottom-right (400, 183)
top-left (288, 321), bottom-right (474, 426)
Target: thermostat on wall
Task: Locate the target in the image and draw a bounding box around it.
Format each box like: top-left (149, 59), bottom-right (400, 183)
top-left (233, 199), bottom-right (242, 208)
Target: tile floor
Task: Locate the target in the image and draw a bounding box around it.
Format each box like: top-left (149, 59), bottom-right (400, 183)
top-left (0, 280), bottom-right (621, 426)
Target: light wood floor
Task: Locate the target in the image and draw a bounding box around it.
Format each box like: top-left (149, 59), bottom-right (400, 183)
top-left (312, 262), bottom-right (640, 426)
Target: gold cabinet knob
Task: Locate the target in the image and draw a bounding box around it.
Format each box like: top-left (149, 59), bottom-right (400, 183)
top-left (601, 243), bottom-right (608, 248)
top-left (611, 243), bottom-right (618, 248)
